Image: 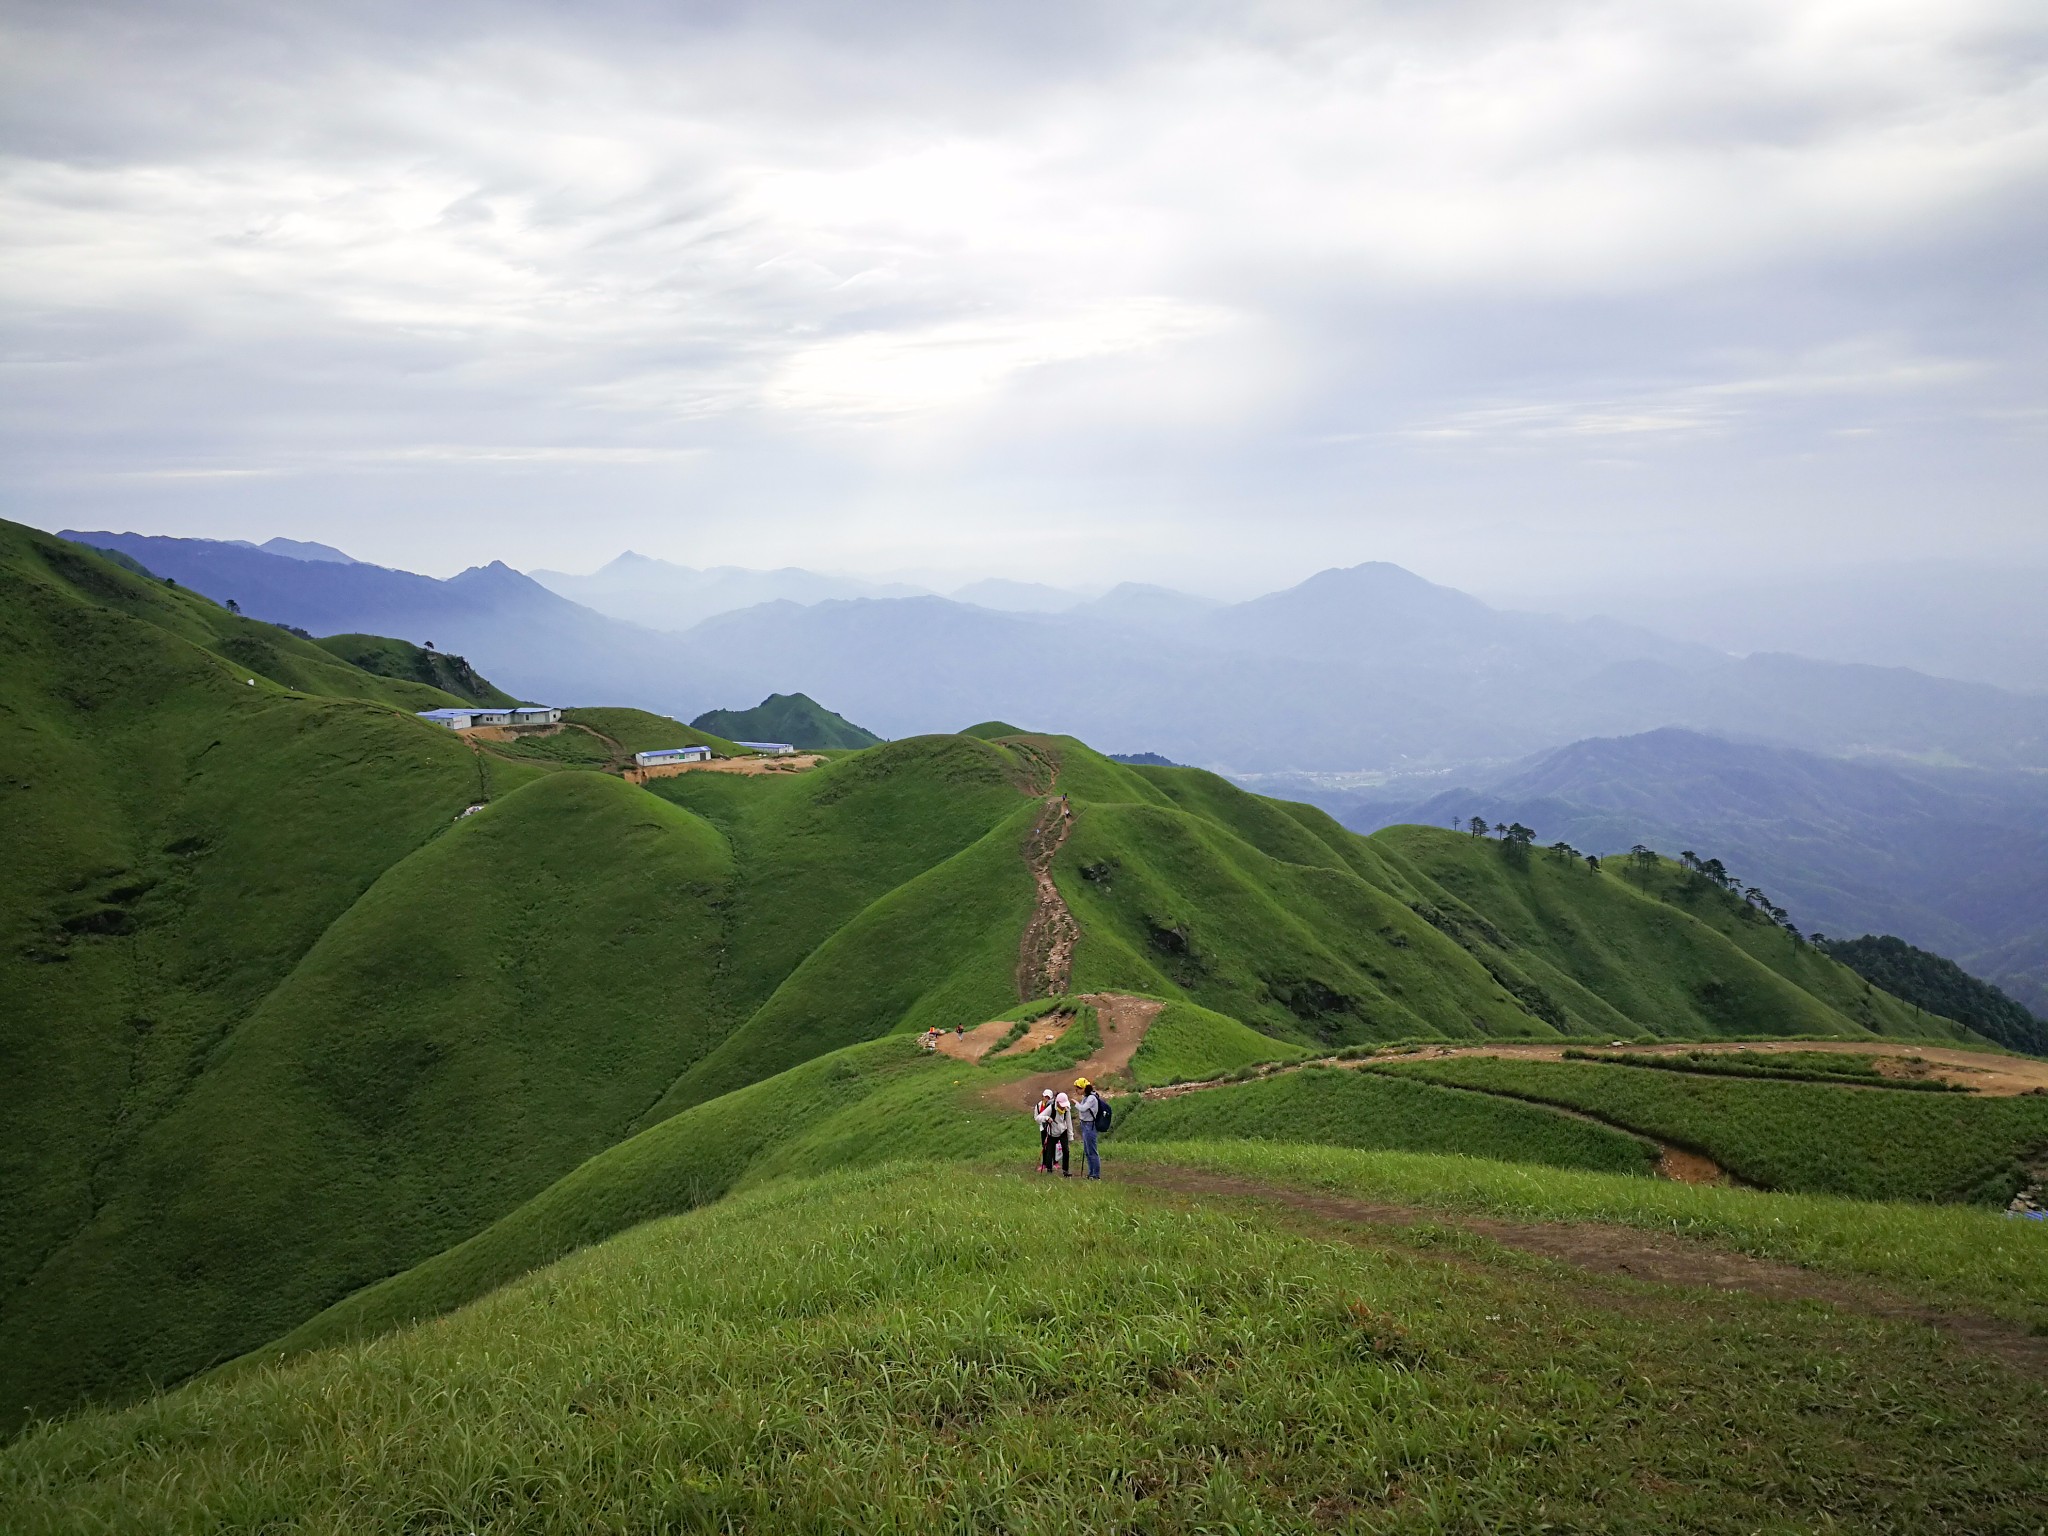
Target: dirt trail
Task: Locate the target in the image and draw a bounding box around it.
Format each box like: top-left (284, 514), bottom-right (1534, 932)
top-left (982, 993), bottom-right (1165, 1112)
top-left (1014, 795), bottom-right (1078, 1001)
top-left (1114, 1164), bottom-right (2048, 1379)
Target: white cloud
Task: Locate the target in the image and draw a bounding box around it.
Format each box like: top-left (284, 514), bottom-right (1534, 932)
top-left (0, 0), bottom-right (2043, 583)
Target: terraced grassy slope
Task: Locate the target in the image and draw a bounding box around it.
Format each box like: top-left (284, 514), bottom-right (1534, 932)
top-left (1385, 1056), bottom-right (2048, 1204)
top-left (8, 1164), bottom-right (2044, 1534)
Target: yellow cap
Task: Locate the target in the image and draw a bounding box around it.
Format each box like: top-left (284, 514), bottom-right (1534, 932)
top-left (1074, 1077), bottom-right (1090, 1087)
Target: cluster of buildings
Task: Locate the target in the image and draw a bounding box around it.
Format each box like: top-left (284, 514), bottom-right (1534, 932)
top-left (416, 706), bottom-right (562, 730)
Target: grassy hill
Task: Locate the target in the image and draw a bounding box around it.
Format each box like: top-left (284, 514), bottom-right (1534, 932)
top-left (7, 1156), bottom-right (2045, 1532)
top-left (2, 523), bottom-right (2021, 1455)
top-left (690, 690), bottom-right (882, 749)
top-left (313, 633), bottom-right (521, 707)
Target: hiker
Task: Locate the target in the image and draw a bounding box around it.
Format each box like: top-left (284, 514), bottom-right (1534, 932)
top-left (1074, 1076), bottom-right (1106, 1179)
top-left (1046, 1091), bottom-right (1073, 1177)
top-left (1034, 1089), bottom-right (1059, 1173)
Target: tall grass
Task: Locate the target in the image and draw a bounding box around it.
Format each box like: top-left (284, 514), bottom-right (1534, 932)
top-left (6, 1165), bottom-right (2043, 1534)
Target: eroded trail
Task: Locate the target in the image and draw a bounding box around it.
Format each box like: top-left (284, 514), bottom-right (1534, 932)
top-left (1014, 795), bottom-right (1078, 1002)
top-left (980, 993), bottom-right (1166, 1112)
top-left (1113, 1164), bottom-right (2048, 1380)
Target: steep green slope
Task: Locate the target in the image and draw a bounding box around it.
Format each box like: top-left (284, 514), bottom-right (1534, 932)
top-left (10, 1165), bottom-right (2045, 1534)
top-left (1, 524), bottom-right (550, 1425)
top-left (1128, 999), bottom-right (1313, 1086)
top-left (1825, 934), bottom-right (2047, 1056)
top-left (314, 633), bottom-right (520, 708)
top-left (690, 690), bottom-right (882, 749)
top-left (1368, 828), bottom-right (1951, 1042)
top-left (1, 771), bottom-right (735, 1428)
top-left (639, 736), bottom-right (1044, 1114)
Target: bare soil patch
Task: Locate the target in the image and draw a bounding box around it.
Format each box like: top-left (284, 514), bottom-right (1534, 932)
top-left (980, 993), bottom-right (1165, 1113)
top-left (1114, 1164), bottom-right (2048, 1379)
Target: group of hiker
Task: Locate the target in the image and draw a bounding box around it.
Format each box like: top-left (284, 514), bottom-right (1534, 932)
top-left (1034, 1077), bottom-right (1109, 1179)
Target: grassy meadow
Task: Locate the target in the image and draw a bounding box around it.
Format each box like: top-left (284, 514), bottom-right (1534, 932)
top-left (5, 1164), bottom-right (2044, 1534)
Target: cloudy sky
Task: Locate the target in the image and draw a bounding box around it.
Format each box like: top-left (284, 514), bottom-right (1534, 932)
top-left (3, 0), bottom-right (2044, 593)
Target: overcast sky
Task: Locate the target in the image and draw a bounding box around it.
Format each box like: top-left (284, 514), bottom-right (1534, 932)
top-left (3, 0), bottom-right (2044, 593)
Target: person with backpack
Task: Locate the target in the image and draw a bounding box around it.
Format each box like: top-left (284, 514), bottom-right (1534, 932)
top-left (1033, 1089), bottom-right (1059, 1173)
top-left (1074, 1076), bottom-right (1109, 1179)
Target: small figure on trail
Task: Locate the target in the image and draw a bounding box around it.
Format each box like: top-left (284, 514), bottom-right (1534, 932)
top-left (1034, 1089), bottom-right (1058, 1173)
top-left (921, 1028), bottom-right (941, 1053)
top-left (1047, 1092), bottom-right (1074, 1177)
top-left (1074, 1076), bottom-right (1106, 1180)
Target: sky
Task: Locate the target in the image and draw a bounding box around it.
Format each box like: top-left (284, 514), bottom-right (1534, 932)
top-left (3, 0), bottom-right (2045, 594)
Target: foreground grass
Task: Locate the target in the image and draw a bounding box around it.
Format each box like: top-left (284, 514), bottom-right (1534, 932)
top-left (1382, 1056), bottom-right (2048, 1205)
top-left (1122, 1141), bottom-right (2048, 1325)
top-left (6, 1164), bottom-right (2044, 1535)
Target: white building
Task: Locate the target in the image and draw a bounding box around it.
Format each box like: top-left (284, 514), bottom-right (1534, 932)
top-left (635, 745), bottom-right (713, 767)
top-left (509, 706), bottom-right (561, 725)
top-left (416, 708), bottom-right (476, 730)
top-left (736, 740), bottom-right (797, 755)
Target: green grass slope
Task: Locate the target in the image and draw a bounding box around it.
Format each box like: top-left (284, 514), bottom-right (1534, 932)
top-left (690, 690), bottom-right (882, 749)
top-left (647, 798), bottom-right (1039, 1113)
top-left (8, 1163), bottom-right (2045, 1534)
top-left (1128, 999), bottom-right (1313, 1086)
top-left (1370, 828), bottom-right (1949, 1042)
top-left (633, 735), bottom-right (1042, 1113)
top-left (562, 706), bottom-right (744, 758)
top-left (1121, 1065), bottom-right (1659, 1175)
top-left (313, 633), bottom-right (520, 708)
top-left (0, 771), bottom-right (736, 1428)
top-left (1385, 1056), bottom-right (2048, 1205)
top-left (0, 523), bottom-right (564, 1424)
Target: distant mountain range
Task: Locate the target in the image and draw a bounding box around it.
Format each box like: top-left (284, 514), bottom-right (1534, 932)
top-left (1516, 560), bottom-right (2048, 696)
top-left (529, 552), bottom-right (928, 631)
top-left (1317, 727), bottom-right (2048, 1016)
top-left (61, 530), bottom-right (2048, 782)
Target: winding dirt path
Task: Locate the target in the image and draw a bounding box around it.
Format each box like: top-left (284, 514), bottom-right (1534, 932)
top-left (979, 993), bottom-right (1166, 1112)
top-left (1015, 796), bottom-right (1078, 1001)
top-left (1113, 1164), bottom-right (2048, 1380)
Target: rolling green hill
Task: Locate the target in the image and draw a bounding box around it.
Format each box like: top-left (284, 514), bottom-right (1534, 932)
top-left (313, 633), bottom-right (521, 708)
top-left (690, 690), bottom-right (882, 749)
top-left (0, 516), bottom-right (2014, 1445)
